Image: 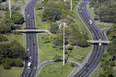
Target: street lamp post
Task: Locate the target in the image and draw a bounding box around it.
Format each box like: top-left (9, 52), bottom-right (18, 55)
top-left (70, 0), bottom-right (72, 10)
top-left (9, 0), bottom-right (11, 18)
top-left (62, 19), bottom-right (66, 66)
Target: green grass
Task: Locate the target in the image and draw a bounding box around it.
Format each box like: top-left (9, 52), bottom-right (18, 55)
top-left (0, 33), bottom-right (25, 47)
top-left (38, 33), bottom-right (92, 63)
top-left (0, 65), bottom-right (23, 77)
top-left (35, 10), bottom-right (49, 29)
top-left (0, 15), bottom-right (4, 24)
top-left (6, 0), bottom-right (29, 5)
top-left (0, 11), bottom-right (6, 23)
top-left (73, 5), bottom-right (92, 40)
top-left (38, 62), bottom-right (74, 77)
top-left (98, 24), bottom-right (111, 29)
top-left (90, 64), bottom-right (116, 77)
top-left (66, 46), bottom-right (92, 63)
top-left (90, 65), bottom-right (103, 77)
top-left (0, 10), bottom-right (6, 14)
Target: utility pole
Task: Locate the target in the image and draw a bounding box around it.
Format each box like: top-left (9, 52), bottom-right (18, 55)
top-left (70, 0), bottom-right (72, 10)
top-left (9, 0), bottom-right (11, 18)
top-left (63, 21), bottom-right (65, 66)
top-left (63, 0), bottom-right (66, 2)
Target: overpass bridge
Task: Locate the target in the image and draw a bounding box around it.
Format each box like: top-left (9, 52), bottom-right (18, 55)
top-left (87, 40), bottom-right (110, 44)
top-left (15, 29), bottom-right (51, 33)
top-left (16, 29), bottom-right (110, 43)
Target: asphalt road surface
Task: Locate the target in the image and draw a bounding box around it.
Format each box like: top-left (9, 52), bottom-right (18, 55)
top-left (20, 0), bottom-right (40, 77)
top-left (74, 0), bottom-right (107, 77)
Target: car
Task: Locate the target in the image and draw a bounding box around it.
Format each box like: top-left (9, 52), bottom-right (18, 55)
top-left (29, 56), bottom-right (32, 59)
top-left (27, 48), bottom-right (29, 51)
top-left (34, 66), bottom-right (36, 69)
top-left (89, 20), bottom-right (92, 24)
top-left (99, 39), bottom-right (102, 46)
top-left (94, 69), bottom-right (97, 71)
top-left (27, 62), bottom-right (31, 69)
top-left (28, 14), bottom-right (29, 17)
top-left (99, 43), bottom-right (102, 46)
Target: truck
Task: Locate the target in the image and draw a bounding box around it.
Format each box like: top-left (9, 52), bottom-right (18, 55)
top-left (27, 62), bottom-right (31, 69)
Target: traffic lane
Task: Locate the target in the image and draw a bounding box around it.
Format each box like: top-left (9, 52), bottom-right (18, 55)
top-left (74, 45), bottom-right (98, 77)
top-left (74, 0), bottom-right (107, 77)
top-left (30, 33), bottom-right (38, 77)
top-left (81, 46), bottom-right (102, 77)
top-left (80, 2), bottom-right (101, 39)
top-left (85, 45), bottom-right (106, 76)
top-left (80, 1), bottom-right (107, 77)
top-left (74, 1), bottom-right (104, 77)
top-left (25, 1), bottom-right (33, 28)
top-left (78, 5), bottom-right (99, 40)
top-left (26, 0), bottom-right (38, 28)
top-left (25, 2), bottom-right (34, 28)
top-left (28, 33), bottom-right (37, 77)
top-left (25, 0), bottom-right (35, 28)
top-left (83, 2), bottom-right (106, 40)
top-left (21, 34), bottom-right (32, 77)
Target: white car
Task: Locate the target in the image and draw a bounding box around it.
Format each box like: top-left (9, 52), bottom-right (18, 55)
top-left (28, 15), bottom-right (29, 17)
top-left (34, 66), bottom-right (36, 69)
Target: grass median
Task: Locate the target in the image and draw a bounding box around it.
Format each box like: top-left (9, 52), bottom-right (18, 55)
top-left (35, 10), bottom-right (49, 29)
top-left (38, 62), bottom-right (74, 77)
top-left (38, 33), bottom-right (92, 63)
top-left (98, 24), bottom-right (111, 29)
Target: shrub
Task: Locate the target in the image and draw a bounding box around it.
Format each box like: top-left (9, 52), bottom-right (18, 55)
top-left (70, 63), bottom-right (75, 67)
top-left (100, 16), bottom-right (116, 23)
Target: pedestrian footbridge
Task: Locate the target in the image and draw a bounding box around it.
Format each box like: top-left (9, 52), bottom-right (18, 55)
top-left (87, 40), bottom-right (110, 43)
top-left (15, 29), bottom-right (50, 33)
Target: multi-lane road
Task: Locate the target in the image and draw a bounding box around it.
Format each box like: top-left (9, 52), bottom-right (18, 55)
top-left (20, 0), bottom-right (40, 77)
top-left (20, 0), bottom-right (108, 77)
top-left (74, 0), bottom-right (107, 77)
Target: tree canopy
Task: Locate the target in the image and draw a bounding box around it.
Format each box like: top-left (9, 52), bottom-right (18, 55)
top-left (0, 41), bottom-right (26, 69)
top-left (90, 0), bottom-right (116, 23)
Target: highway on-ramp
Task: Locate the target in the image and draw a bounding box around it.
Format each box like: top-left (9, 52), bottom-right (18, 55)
top-left (20, 0), bottom-right (40, 77)
top-left (74, 0), bottom-right (107, 77)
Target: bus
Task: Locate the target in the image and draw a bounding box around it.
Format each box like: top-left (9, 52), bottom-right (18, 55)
top-left (89, 20), bottom-right (92, 24)
top-left (27, 62), bottom-right (31, 69)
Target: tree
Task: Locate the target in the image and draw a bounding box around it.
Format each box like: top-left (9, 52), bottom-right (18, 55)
top-left (66, 45), bottom-right (73, 50)
top-left (42, 2), bottom-right (71, 22)
top-left (14, 58), bottom-right (23, 67)
top-left (3, 58), bottom-right (14, 69)
top-left (0, 18), bottom-right (14, 33)
top-left (11, 12), bottom-right (24, 24)
top-left (3, 62), bottom-right (11, 69)
top-left (50, 23), bottom-right (59, 34)
top-left (78, 38), bottom-right (88, 47)
top-left (0, 35), bottom-right (8, 42)
top-left (53, 54), bottom-right (62, 60)
top-left (70, 63), bottom-right (75, 67)
top-left (0, 0), bottom-right (2, 3)
top-left (5, 10), bottom-right (24, 24)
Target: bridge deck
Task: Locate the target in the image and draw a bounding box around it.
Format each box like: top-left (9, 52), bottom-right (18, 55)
top-left (87, 40), bottom-right (110, 43)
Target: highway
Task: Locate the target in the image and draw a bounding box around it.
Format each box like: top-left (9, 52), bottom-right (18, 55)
top-left (74, 0), bottom-right (107, 77)
top-left (20, 0), bottom-right (40, 77)
top-left (20, 0), bottom-right (108, 77)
